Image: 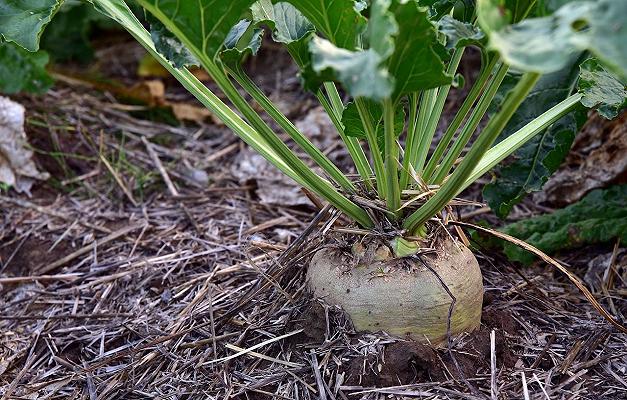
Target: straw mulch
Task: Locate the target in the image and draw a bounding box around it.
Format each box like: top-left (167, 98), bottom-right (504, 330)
top-left (1, 64), bottom-right (626, 400)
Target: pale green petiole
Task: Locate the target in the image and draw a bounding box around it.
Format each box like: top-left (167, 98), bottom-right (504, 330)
top-left (414, 48), bottom-right (465, 176)
top-left (356, 98), bottom-right (387, 199)
top-left (226, 63), bottom-right (356, 193)
top-left (423, 56), bottom-right (499, 181)
top-left (322, 82), bottom-right (374, 189)
top-left (430, 62), bottom-right (509, 185)
top-left (383, 98), bottom-right (400, 216)
top-left (404, 72), bottom-right (542, 233)
top-left (399, 92), bottom-right (420, 190)
top-left (461, 93), bottom-right (583, 190)
top-left (324, 82), bottom-right (345, 116)
top-left (403, 89), bottom-right (437, 185)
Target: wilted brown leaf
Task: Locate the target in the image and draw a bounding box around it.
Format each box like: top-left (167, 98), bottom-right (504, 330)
top-left (538, 112), bottom-right (627, 206)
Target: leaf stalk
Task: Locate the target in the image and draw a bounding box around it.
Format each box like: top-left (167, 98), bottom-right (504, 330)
top-left (403, 72), bottom-right (542, 232)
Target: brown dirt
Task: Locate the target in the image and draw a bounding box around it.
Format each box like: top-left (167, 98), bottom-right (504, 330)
top-left (342, 307), bottom-right (519, 387)
top-left (0, 237), bottom-right (69, 277)
top-left (285, 301), bottom-right (331, 347)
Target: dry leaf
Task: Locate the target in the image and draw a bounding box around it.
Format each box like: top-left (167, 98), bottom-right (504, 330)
top-left (0, 96), bottom-right (49, 195)
top-left (295, 106), bottom-right (336, 149)
top-left (170, 102), bottom-right (223, 125)
top-left (231, 149), bottom-right (312, 206)
top-left (129, 80), bottom-right (222, 125)
top-left (538, 112), bottom-right (627, 206)
top-left (127, 80), bottom-right (166, 106)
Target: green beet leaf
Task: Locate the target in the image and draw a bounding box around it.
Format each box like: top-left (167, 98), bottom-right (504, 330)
top-left (0, 41), bottom-right (53, 93)
top-left (342, 100), bottom-right (405, 151)
top-left (416, 0), bottom-right (474, 22)
top-left (220, 19), bottom-right (263, 66)
top-left (437, 15), bottom-right (485, 50)
top-left (252, 1), bottom-right (314, 46)
top-left (271, 2), bottom-right (315, 69)
top-left (310, 38), bottom-right (393, 100)
top-left (308, 0), bottom-right (396, 100)
top-left (480, 0), bottom-right (627, 81)
top-left (367, 0), bottom-right (398, 60)
top-left (250, 1), bottom-right (317, 85)
top-left (250, 0), bottom-right (273, 22)
top-left (308, 0), bottom-right (450, 101)
top-left (0, 0), bottom-right (64, 52)
top-left (282, 0), bottom-right (365, 50)
top-left (578, 58), bottom-right (627, 120)
top-left (387, 0), bottom-right (451, 98)
top-left (483, 111), bottom-right (585, 218)
top-left (146, 13), bottom-right (198, 68)
top-left (483, 53), bottom-right (586, 218)
top-left (497, 185), bottom-right (627, 265)
top-left (137, 0), bottom-right (257, 62)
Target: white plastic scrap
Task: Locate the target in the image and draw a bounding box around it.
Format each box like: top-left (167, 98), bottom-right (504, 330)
top-left (0, 96), bottom-right (49, 195)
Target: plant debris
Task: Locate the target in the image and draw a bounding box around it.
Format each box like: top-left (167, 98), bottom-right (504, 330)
top-left (538, 112), bottom-right (627, 206)
top-left (0, 96), bottom-right (49, 194)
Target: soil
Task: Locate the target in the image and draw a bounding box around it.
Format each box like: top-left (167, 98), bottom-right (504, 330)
top-left (0, 237), bottom-right (69, 276)
top-left (288, 296), bottom-right (521, 388)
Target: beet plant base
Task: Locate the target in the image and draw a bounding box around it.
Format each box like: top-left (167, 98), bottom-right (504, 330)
top-left (307, 236), bottom-right (483, 345)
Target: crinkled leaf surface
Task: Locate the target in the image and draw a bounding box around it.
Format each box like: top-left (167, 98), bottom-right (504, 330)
top-left (137, 0), bottom-right (256, 61)
top-left (0, 41), bottom-right (53, 94)
top-left (481, 0), bottom-right (627, 80)
top-left (310, 37), bottom-right (392, 100)
top-left (341, 100), bottom-right (405, 151)
top-left (251, 0), bottom-right (274, 22)
top-left (272, 2), bottom-right (315, 69)
top-left (308, 0), bottom-right (396, 100)
top-left (417, 0), bottom-right (474, 21)
top-left (146, 13), bottom-right (198, 68)
top-left (283, 0), bottom-right (365, 49)
top-left (437, 15), bottom-right (485, 49)
top-left (483, 53), bottom-right (585, 218)
top-left (496, 185), bottom-right (627, 265)
top-left (367, 0), bottom-right (397, 59)
top-left (220, 19), bottom-right (263, 66)
top-left (260, 2), bottom-right (314, 45)
top-left (251, 1), bottom-right (314, 69)
top-left (578, 58), bottom-right (626, 119)
top-left (0, 0), bottom-right (63, 51)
